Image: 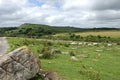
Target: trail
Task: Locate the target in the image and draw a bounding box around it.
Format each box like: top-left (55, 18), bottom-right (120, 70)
top-left (0, 37), bottom-right (9, 56)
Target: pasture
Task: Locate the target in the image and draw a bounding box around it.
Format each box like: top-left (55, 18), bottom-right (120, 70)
top-left (54, 30), bottom-right (120, 38)
top-left (7, 37), bottom-right (120, 80)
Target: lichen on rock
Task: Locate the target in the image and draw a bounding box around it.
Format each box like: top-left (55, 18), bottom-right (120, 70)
top-left (0, 46), bottom-right (40, 80)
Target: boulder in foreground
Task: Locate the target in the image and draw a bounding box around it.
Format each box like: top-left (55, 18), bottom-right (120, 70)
top-left (0, 46), bottom-right (40, 80)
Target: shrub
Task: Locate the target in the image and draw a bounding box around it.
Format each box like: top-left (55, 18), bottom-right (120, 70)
top-left (70, 51), bottom-right (76, 56)
top-left (117, 41), bottom-right (120, 45)
top-left (64, 43), bottom-right (70, 47)
top-left (79, 65), bottom-right (101, 80)
top-left (42, 50), bottom-right (52, 59)
top-left (46, 41), bottom-right (53, 46)
top-left (42, 41), bottom-right (53, 46)
top-left (40, 47), bottom-right (53, 59)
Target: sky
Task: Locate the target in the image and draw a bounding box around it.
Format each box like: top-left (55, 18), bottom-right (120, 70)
top-left (0, 0), bottom-right (120, 28)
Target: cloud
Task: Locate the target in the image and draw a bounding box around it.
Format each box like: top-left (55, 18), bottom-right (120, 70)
top-left (92, 0), bottom-right (120, 10)
top-left (0, 0), bottom-right (120, 28)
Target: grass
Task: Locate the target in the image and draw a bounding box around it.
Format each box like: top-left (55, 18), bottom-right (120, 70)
top-left (6, 37), bottom-right (120, 80)
top-left (54, 30), bottom-right (120, 38)
top-left (75, 31), bottom-right (120, 38)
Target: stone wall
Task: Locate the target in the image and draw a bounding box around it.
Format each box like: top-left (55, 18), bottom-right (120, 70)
top-left (0, 46), bottom-right (40, 80)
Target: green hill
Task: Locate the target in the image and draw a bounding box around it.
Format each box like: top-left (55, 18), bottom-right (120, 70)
top-left (4, 23), bottom-right (81, 37)
top-left (0, 23), bottom-right (120, 38)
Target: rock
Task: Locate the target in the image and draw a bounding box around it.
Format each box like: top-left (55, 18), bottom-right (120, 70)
top-left (44, 71), bottom-right (60, 80)
top-left (93, 43), bottom-right (98, 46)
top-left (96, 50), bottom-right (103, 52)
top-left (87, 43), bottom-right (92, 46)
top-left (71, 47), bottom-right (77, 50)
top-left (79, 54), bottom-right (89, 58)
top-left (62, 52), bottom-right (69, 55)
top-left (92, 59), bottom-right (98, 62)
top-left (78, 42), bottom-right (83, 45)
top-left (71, 56), bottom-right (78, 61)
top-left (107, 43), bottom-right (112, 47)
top-left (39, 54), bottom-right (43, 58)
top-left (0, 46), bottom-right (40, 80)
top-left (51, 49), bottom-right (61, 54)
top-left (70, 42), bottom-right (77, 45)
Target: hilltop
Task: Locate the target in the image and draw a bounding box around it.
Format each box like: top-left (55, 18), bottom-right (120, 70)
top-left (0, 23), bottom-right (119, 37)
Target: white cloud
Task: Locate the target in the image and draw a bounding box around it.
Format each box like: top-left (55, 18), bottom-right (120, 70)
top-left (0, 0), bottom-right (120, 28)
top-left (62, 0), bottom-right (92, 10)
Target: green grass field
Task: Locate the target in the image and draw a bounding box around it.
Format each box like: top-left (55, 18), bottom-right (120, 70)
top-left (54, 30), bottom-right (120, 38)
top-left (6, 37), bottom-right (120, 80)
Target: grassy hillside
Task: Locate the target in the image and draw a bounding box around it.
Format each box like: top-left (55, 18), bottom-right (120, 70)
top-left (5, 23), bottom-right (81, 37)
top-left (7, 37), bottom-right (120, 80)
top-left (0, 23), bottom-right (120, 38)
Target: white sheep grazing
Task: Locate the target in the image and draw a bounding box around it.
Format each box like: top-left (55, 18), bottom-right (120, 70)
top-left (107, 43), bottom-right (112, 47)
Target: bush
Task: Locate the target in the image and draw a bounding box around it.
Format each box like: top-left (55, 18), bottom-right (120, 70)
top-left (40, 47), bottom-right (53, 59)
top-left (64, 43), bottom-right (70, 47)
top-left (79, 65), bottom-right (101, 80)
top-left (42, 41), bottom-right (53, 46)
top-left (42, 51), bottom-right (52, 59)
top-left (117, 41), bottom-right (120, 45)
top-left (70, 51), bottom-right (76, 56)
top-left (46, 41), bottom-right (53, 46)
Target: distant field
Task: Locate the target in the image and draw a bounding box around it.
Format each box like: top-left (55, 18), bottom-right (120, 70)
top-left (75, 31), bottom-right (120, 38)
top-left (54, 30), bottom-right (120, 38)
top-left (7, 37), bottom-right (120, 80)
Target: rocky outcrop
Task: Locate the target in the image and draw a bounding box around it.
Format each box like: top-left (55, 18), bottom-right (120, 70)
top-left (0, 46), bottom-right (40, 80)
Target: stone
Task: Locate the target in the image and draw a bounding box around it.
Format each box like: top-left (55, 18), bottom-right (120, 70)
top-left (44, 71), bottom-right (60, 80)
top-left (107, 43), bottom-right (112, 47)
top-left (51, 49), bottom-right (61, 54)
top-left (62, 52), bottom-right (69, 55)
top-left (79, 54), bottom-right (89, 58)
top-left (71, 56), bottom-right (78, 61)
top-left (0, 46), bottom-right (40, 80)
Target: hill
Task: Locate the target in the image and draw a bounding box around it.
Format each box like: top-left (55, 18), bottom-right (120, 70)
top-left (0, 23), bottom-right (120, 38)
top-left (4, 23), bottom-right (82, 37)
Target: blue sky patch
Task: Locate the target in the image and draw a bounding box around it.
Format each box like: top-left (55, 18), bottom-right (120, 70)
top-left (28, 0), bottom-right (44, 6)
top-left (54, 2), bottom-right (61, 9)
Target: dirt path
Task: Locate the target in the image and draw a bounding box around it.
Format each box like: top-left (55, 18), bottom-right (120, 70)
top-left (0, 37), bottom-right (9, 56)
